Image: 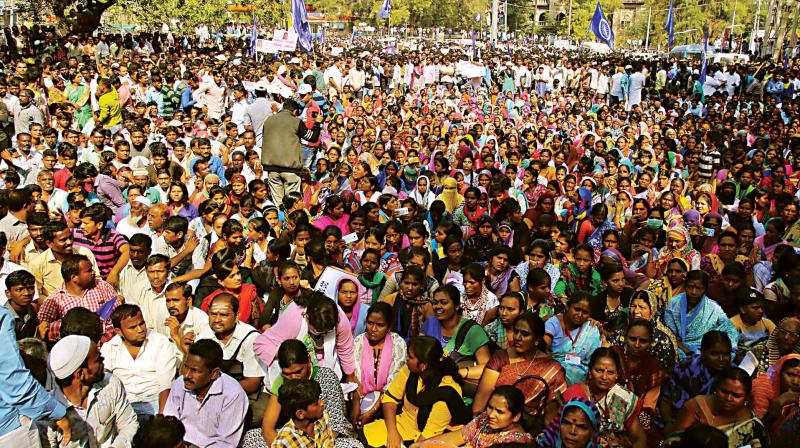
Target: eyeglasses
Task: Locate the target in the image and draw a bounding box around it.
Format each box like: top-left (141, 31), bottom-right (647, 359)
top-left (777, 327), bottom-right (800, 339)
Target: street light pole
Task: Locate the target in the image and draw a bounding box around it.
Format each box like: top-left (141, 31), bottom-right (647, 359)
top-left (568, 0), bottom-right (573, 36)
top-left (491, 0), bottom-right (499, 43)
top-left (644, 7), bottom-right (652, 50)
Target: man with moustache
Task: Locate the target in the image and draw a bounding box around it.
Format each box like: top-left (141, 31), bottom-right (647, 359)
top-left (47, 334), bottom-right (139, 447)
top-left (194, 293), bottom-right (265, 428)
top-left (157, 281), bottom-right (209, 361)
top-left (163, 339), bottom-right (248, 447)
top-left (101, 304), bottom-right (177, 422)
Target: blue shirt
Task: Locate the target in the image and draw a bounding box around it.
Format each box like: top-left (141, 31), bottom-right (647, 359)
top-left (189, 156), bottom-right (227, 186)
top-left (0, 306), bottom-right (67, 436)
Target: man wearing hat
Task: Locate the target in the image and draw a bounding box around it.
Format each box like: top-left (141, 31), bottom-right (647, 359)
top-left (244, 81), bottom-right (277, 148)
top-left (47, 334), bottom-right (139, 447)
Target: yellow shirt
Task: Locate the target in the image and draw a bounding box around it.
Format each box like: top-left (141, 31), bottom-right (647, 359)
top-left (363, 365), bottom-right (463, 446)
top-left (28, 247), bottom-right (100, 297)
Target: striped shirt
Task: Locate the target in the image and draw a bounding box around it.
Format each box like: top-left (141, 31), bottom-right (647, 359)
top-left (37, 280), bottom-right (122, 342)
top-left (698, 148), bottom-right (720, 180)
top-left (72, 228), bottom-right (129, 279)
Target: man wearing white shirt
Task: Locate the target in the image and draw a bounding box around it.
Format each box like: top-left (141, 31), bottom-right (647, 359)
top-left (158, 282), bottom-right (210, 361)
top-left (195, 293), bottom-right (265, 427)
top-left (323, 59), bottom-right (344, 98)
top-left (131, 254), bottom-right (171, 331)
top-left (117, 234), bottom-right (152, 304)
top-left (101, 304), bottom-right (178, 422)
top-left (628, 69), bottom-right (646, 107)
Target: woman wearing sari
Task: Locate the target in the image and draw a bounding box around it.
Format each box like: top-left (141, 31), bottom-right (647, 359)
top-left (755, 218), bottom-right (787, 262)
top-left (472, 312), bottom-right (567, 416)
top-left (647, 257), bottom-right (688, 313)
top-left (351, 303), bottom-right (407, 425)
top-left (745, 316), bottom-right (800, 375)
top-left (409, 175), bottom-right (437, 210)
top-left (626, 290), bottom-right (679, 369)
top-left (664, 270), bottom-right (738, 358)
top-left (412, 386), bottom-right (535, 448)
top-left (516, 239), bottom-right (561, 293)
top-left (65, 73), bottom-right (91, 130)
top-left (334, 277), bottom-right (369, 337)
top-left (656, 226), bottom-right (701, 275)
top-left (551, 348), bottom-right (648, 448)
top-left (752, 354), bottom-right (800, 431)
top-left (612, 319), bottom-right (668, 444)
top-left (484, 246), bottom-right (521, 297)
top-left (535, 398), bottom-right (601, 448)
top-left (554, 244), bottom-right (602, 304)
top-left (659, 331), bottom-right (734, 429)
top-left (699, 231), bottom-right (753, 283)
top-left (544, 293), bottom-right (602, 385)
top-left (666, 367), bottom-right (768, 448)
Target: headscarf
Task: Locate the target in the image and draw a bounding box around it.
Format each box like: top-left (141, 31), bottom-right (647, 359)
top-left (376, 160), bottom-right (399, 190)
top-left (765, 317), bottom-right (800, 369)
top-left (601, 249), bottom-right (648, 289)
top-left (574, 187), bottom-right (593, 221)
top-left (536, 397), bottom-right (601, 448)
top-left (752, 354), bottom-right (800, 419)
top-left (409, 175), bottom-right (436, 209)
top-left (656, 226), bottom-right (698, 274)
top-left (436, 177), bottom-right (464, 214)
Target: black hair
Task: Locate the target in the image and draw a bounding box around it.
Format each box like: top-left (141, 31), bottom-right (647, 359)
top-left (304, 291), bottom-right (339, 334)
top-left (5, 269), bottom-right (34, 289)
top-left (145, 253), bottom-right (169, 268)
top-left (500, 291), bottom-right (527, 312)
top-left (111, 303), bottom-right (143, 328)
top-left (129, 233), bottom-right (153, 249)
top-left (700, 330), bottom-right (733, 352)
top-left (462, 263), bottom-right (485, 282)
top-left (432, 284), bottom-right (462, 310)
top-left (133, 415), bottom-right (186, 448)
top-left (627, 318), bottom-right (654, 339)
top-left (588, 346), bottom-right (622, 372)
top-left (685, 270), bottom-right (710, 289)
top-left (61, 307), bottom-right (102, 342)
top-left (188, 339), bottom-right (223, 371)
top-left (277, 339), bottom-right (311, 368)
top-left (164, 215), bottom-right (189, 235)
top-left (277, 378), bottom-right (321, 421)
top-left (60, 253), bottom-right (90, 284)
top-left (713, 366), bottom-right (753, 394)
top-left (366, 302), bottom-right (395, 327)
top-left (408, 336), bottom-right (463, 387)
top-left (211, 249), bottom-right (238, 282)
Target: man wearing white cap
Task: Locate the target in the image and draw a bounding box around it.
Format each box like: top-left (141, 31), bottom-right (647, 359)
top-left (0, 306), bottom-right (72, 447)
top-left (47, 334), bottom-right (139, 447)
top-left (117, 195), bottom-right (152, 239)
top-left (243, 81), bottom-right (276, 148)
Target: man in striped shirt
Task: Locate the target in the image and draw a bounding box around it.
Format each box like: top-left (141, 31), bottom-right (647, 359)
top-left (73, 203), bottom-right (129, 288)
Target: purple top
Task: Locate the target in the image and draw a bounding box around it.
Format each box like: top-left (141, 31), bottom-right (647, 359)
top-left (169, 202), bottom-right (200, 221)
top-left (163, 372), bottom-right (248, 448)
top-left (94, 173), bottom-right (126, 214)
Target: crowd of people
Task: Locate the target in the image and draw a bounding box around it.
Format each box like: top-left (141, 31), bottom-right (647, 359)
top-left (1, 22), bottom-right (800, 448)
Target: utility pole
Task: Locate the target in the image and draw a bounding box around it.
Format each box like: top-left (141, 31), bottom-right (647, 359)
top-left (644, 7), bottom-right (652, 50)
top-left (568, 0), bottom-right (574, 36)
top-left (753, 0), bottom-right (762, 53)
top-left (491, 0), bottom-right (499, 43)
top-left (730, 0), bottom-right (737, 50)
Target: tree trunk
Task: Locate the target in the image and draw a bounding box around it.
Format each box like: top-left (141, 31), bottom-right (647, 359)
top-left (69, 0), bottom-right (118, 35)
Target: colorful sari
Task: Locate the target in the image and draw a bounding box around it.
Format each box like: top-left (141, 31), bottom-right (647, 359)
top-left (562, 383), bottom-right (641, 447)
top-left (669, 395), bottom-right (768, 448)
top-left (486, 350), bottom-right (567, 414)
top-left (459, 412), bottom-right (535, 448)
top-left (553, 263), bottom-right (602, 304)
top-left (65, 82), bottom-right (92, 129)
top-left (752, 354), bottom-right (800, 422)
top-left (536, 398), bottom-right (601, 448)
top-left (661, 354), bottom-right (717, 412)
top-left (546, 315), bottom-right (602, 385)
top-left (664, 293), bottom-right (738, 357)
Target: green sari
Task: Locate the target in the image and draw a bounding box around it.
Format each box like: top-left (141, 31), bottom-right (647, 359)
top-left (65, 83), bottom-right (91, 129)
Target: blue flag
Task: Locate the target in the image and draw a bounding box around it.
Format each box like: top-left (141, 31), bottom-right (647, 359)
top-left (665, 0), bottom-right (675, 47)
top-left (291, 0), bottom-right (313, 53)
top-left (248, 15), bottom-right (258, 57)
top-left (475, 13), bottom-right (481, 23)
top-left (588, 2), bottom-right (614, 47)
top-left (471, 27), bottom-right (476, 59)
top-left (699, 26), bottom-right (709, 85)
top-left (379, 0), bottom-right (391, 20)
top-left (350, 28), bottom-right (356, 44)
top-left (320, 27), bottom-right (325, 46)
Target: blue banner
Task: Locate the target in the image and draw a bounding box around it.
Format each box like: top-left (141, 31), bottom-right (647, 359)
top-left (588, 2), bottom-right (614, 47)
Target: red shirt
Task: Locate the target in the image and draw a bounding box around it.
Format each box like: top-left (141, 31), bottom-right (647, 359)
top-left (53, 167), bottom-right (73, 191)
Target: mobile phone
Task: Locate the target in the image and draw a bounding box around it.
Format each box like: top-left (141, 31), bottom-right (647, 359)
top-left (395, 207), bottom-right (409, 216)
top-left (342, 232), bottom-right (359, 244)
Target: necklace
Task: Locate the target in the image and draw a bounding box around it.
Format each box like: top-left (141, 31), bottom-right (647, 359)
top-left (513, 351), bottom-right (535, 380)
